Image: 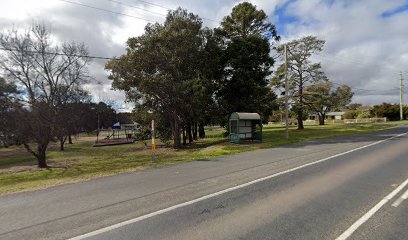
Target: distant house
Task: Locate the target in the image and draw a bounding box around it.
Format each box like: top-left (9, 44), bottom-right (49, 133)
top-left (309, 112), bottom-right (346, 121)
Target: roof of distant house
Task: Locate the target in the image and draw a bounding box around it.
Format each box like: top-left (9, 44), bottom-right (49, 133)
top-left (309, 112), bottom-right (345, 116)
top-left (326, 112), bottom-right (345, 116)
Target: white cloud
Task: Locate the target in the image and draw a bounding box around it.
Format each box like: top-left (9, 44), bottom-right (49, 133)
top-left (1, 0), bottom-right (407, 109)
top-left (279, 0), bottom-right (408, 105)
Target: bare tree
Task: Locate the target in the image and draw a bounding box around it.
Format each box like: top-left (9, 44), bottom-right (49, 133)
top-left (0, 23), bottom-right (90, 168)
top-left (273, 36), bottom-right (327, 129)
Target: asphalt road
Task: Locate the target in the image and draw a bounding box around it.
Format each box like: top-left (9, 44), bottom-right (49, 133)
top-left (0, 126), bottom-right (407, 240)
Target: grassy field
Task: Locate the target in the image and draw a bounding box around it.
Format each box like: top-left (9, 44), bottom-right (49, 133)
top-left (0, 122), bottom-right (402, 195)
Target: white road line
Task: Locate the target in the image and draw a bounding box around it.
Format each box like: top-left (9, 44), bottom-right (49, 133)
top-left (68, 132), bottom-right (408, 240)
top-left (391, 189), bottom-right (408, 207)
top-left (335, 177), bottom-right (408, 240)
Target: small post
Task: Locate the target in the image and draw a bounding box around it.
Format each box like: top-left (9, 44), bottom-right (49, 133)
top-left (284, 44), bottom-right (289, 139)
top-left (151, 119), bottom-right (156, 161)
top-left (400, 72), bottom-right (404, 121)
top-left (96, 113), bottom-right (100, 143)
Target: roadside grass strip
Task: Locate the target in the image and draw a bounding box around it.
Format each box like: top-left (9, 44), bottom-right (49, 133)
top-left (69, 132), bottom-right (407, 240)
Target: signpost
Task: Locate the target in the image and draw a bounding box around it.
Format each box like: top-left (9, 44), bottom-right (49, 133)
top-left (151, 119), bottom-right (156, 161)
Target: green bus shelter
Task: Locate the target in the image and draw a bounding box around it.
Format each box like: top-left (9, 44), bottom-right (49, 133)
top-left (229, 112), bottom-right (262, 143)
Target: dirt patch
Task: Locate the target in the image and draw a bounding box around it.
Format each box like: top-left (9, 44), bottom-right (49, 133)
top-left (0, 147), bottom-right (28, 158)
top-left (0, 158), bottom-right (81, 174)
top-left (200, 145), bottom-right (223, 153)
top-left (0, 165), bottom-right (39, 174)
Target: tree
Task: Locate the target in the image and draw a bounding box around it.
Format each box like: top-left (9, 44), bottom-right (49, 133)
top-left (304, 81), bottom-right (353, 125)
top-left (0, 77), bottom-right (22, 147)
top-left (0, 24), bottom-right (90, 167)
top-left (347, 103), bottom-right (363, 110)
top-left (215, 2), bottom-right (279, 125)
top-left (218, 2), bottom-right (279, 39)
top-left (273, 36), bottom-right (327, 129)
top-left (371, 103), bottom-right (407, 121)
top-left (106, 8), bottom-right (215, 148)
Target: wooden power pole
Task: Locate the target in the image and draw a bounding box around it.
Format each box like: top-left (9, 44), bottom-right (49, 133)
top-left (401, 72), bottom-right (404, 121)
top-left (284, 44), bottom-right (289, 139)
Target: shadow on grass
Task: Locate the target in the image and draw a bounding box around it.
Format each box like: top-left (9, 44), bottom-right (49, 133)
top-left (175, 138), bottom-right (228, 150)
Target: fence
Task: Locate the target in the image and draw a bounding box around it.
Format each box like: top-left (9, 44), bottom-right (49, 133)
top-left (343, 118), bottom-right (387, 124)
top-left (302, 118), bottom-right (387, 125)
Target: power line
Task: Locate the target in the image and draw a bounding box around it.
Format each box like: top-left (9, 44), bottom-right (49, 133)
top-left (0, 47), bottom-right (118, 61)
top-left (330, 81), bottom-right (399, 93)
top-left (316, 54), bottom-right (402, 76)
top-left (62, 0), bottom-right (220, 24)
top-left (135, 0), bottom-right (172, 10)
top-left (134, 0), bottom-right (220, 23)
top-left (0, 47), bottom-right (272, 68)
top-left (59, 0), bottom-right (155, 22)
top-left (1, 47), bottom-right (405, 95)
top-left (107, 0), bottom-right (167, 17)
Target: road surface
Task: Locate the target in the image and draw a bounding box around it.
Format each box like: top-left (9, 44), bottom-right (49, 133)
top-left (0, 126), bottom-right (407, 240)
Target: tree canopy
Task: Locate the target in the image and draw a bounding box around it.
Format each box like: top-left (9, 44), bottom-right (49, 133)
top-left (273, 36), bottom-right (327, 129)
top-left (215, 2), bottom-right (279, 125)
top-left (304, 81), bottom-right (353, 125)
top-left (106, 8), bottom-right (216, 148)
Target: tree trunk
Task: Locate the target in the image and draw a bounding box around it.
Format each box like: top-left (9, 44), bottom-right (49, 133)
top-left (68, 135), bottom-right (73, 144)
top-left (318, 114), bottom-right (325, 125)
top-left (171, 112), bottom-right (181, 149)
top-left (187, 123), bottom-right (193, 143)
top-left (23, 143), bottom-right (48, 168)
top-left (297, 78), bottom-right (304, 130)
top-left (59, 136), bottom-right (66, 151)
top-left (182, 128), bottom-right (187, 145)
top-left (193, 122), bottom-right (198, 141)
top-left (199, 123), bottom-right (206, 138)
top-left (37, 144), bottom-right (47, 168)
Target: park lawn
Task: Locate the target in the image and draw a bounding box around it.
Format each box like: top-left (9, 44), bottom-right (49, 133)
top-left (0, 123), bottom-right (398, 195)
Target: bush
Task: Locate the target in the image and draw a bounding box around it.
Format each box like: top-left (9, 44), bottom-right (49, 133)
top-left (343, 110), bottom-right (358, 119)
top-left (356, 110), bottom-right (372, 119)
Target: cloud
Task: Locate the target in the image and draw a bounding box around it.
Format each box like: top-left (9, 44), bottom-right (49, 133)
top-left (1, 0), bottom-right (407, 109)
top-left (277, 0), bottom-right (408, 105)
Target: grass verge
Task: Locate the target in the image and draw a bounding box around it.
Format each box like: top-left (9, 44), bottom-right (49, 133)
top-left (0, 123), bottom-right (399, 195)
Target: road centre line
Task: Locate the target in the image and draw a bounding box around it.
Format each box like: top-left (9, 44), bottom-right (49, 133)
top-left (335, 177), bottom-right (408, 240)
top-left (69, 132), bottom-right (408, 240)
top-left (391, 189), bottom-right (408, 207)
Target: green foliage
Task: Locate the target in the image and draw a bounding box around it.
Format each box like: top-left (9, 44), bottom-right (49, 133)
top-left (347, 103), bottom-right (363, 110)
top-left (218, 2), bottom-right (279, 40)
top-left (304, 81), bottom-right (353, 125)
top-left (106, 8), bottom-right (216, 148)
top-left (106, 3), bottom-right (280, 146)
top-left (371, 103), bottom-right (407, 121)
top-left (0, 123), bottom-right (397, 195)
top-left (356, 110), bottom-right (372, 119)
top-left (273, 36), bottom-right (327, 129)
top-left (343, 110), bottom-right (358, 119)
top-left (0, 78), bottom-right (22, 147)
top-left (216, 2), bottom-right (279, 125)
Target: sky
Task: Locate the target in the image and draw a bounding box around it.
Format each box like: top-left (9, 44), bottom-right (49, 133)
top-left (1, 0), bottom-right (408, 111)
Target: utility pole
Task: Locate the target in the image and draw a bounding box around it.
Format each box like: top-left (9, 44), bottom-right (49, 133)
top-left (400, 72), bottom-right (404, 121)
top-left (284, 44), bottom-right (289, 139)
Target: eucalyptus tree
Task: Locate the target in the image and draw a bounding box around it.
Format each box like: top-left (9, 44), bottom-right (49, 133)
top-left (106, 8), bottom-right (216, 148)
top-left (304, 81), bottom-right (353, 125)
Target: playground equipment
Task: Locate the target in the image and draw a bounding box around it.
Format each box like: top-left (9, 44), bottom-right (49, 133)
top-left (93, 122), bottom-right (140, 147)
